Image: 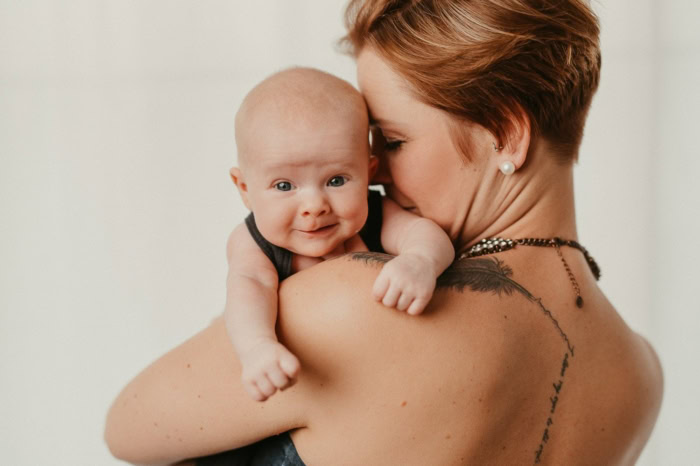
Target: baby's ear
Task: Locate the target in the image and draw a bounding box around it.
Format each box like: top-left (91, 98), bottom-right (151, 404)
top-left (229, 167), bottom-right (252, 210)
top-left (368, 155), bottom-right (379, 180)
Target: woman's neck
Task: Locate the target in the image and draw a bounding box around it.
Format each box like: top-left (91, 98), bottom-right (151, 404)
top-left (455, 146), bottom-right (578, 256)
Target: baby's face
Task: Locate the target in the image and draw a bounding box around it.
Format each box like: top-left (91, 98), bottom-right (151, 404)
top-left (239, 120), bottom-right (372, 257)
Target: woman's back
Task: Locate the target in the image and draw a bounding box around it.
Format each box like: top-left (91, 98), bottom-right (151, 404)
top-left (104, 247), bottom-right (662, 465)
top-left (283, 250), bottom-right (662, 465)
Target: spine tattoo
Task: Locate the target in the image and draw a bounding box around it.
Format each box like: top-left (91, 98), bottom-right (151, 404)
top-left (350, 253), bottom-right (575, 464)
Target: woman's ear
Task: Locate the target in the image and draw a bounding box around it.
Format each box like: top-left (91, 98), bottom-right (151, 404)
top-left (498, 109), bottom-right (531, 171)
top-left (229, 167), bottom-right (252, 210)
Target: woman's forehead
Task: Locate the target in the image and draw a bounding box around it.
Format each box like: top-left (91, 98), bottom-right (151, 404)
top-left (358, 50), bottom-right (450, 135)
top-left (357, 49), bottom-right (425, 126)
top-left (358, 50), bottom-right (404, 98)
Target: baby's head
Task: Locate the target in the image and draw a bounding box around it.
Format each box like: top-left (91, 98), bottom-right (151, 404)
top-left (231, 67), bottom-right (375, 257)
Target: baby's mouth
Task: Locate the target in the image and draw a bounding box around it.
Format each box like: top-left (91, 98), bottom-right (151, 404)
top-left (299, 224), bottom-right (338, 235)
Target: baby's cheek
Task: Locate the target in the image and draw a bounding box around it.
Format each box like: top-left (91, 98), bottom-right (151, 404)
top-left (349, 201), bottom-right (370, 231)
top-left (334, 189), bottom-right (370, 231)
top-left (255, 210), bottom-right (292, 247)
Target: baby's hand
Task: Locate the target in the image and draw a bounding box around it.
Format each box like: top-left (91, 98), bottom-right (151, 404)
top-left (372, 253), bottom-right (437, 316)
top-left (239, 338), bottom-right (300, 402)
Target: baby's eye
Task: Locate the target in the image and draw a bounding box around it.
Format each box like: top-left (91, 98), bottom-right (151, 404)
top-left (274, 181), bottom-right (293, 191)
top-left (327, 176), bottom-right (347, 187)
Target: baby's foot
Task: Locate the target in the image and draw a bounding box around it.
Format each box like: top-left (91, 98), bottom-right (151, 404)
top-left (239, 339), bottom-right (300, 402)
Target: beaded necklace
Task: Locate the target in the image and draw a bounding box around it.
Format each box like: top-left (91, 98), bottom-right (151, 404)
top-left (458, 237), bottom-right (601, 308)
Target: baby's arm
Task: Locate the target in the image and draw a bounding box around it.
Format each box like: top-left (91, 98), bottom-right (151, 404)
top-left (373, 198), bottom-right (455, 315)
top-left (224, 224), bottom-right (300, 401)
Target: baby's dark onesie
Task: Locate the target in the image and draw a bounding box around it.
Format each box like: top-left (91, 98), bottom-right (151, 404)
top-left (196, 432), bottom-right (304, 466)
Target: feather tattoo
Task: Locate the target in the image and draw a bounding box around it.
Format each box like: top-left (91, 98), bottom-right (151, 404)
top-left (349, 253), bottom-right (574, 356)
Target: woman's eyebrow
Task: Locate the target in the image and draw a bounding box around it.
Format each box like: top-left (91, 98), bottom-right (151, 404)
top-left (369, 116), bottom-right (402, 129)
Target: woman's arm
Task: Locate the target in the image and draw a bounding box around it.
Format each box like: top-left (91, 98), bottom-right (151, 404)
top-left (104, 256), bottom-right (408, 465)
top-left (104, 315), bottom-right (310, 465)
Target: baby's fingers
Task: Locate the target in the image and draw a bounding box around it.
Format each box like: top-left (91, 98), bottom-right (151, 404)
top-left (381, 284), bottom-right (401, 308)
top-left (279, 351), bottom-right (301, 379)
top-left (396, 293), bottom-right (414, 312)
top-left (254, 376), bottom-right (276, 400)
top-left (372, 273), bottom-right (391, 301)
top-left (243, 380), bottom-right (266, 402)
top-left (407, 296), bottom-right (429, 316)
top-left (267, 365), bottom-right (293, 390)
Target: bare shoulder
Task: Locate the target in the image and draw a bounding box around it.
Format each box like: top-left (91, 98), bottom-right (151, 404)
top-left (631, 332), bottom-right (664, 418)
top-left (275, 254), bottom-right (529, 390)
top-left (638, 333), bottom-right (664, 386)
top-left (225, 222), bottom-right (253, 260)
top-left (276, 253), bottom-right (390, 360)
top-left (277, 253), bottom-right (532, 357)
top-left (280, 252), bottom-right (384, 303)
top-left (278, 252), bottom-right (437, 348)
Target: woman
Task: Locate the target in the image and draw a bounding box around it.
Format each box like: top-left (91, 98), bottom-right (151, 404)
top-left (105, 1), bottom-right (663, 464)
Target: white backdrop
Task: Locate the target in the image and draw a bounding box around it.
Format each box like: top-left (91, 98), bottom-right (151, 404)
top-left (1, 1), bottom-right (698, 464)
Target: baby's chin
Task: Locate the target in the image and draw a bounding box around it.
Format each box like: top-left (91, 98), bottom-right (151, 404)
top-left (289, 242), bottom-right (343, 259)
top-left (288, 233), bottom-right (360, 259)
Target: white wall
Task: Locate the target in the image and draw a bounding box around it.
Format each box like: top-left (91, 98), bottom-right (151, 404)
top-left (1, 1), bottom-right (697, 464)
top-left (649, 1), bottom-right (700, 464)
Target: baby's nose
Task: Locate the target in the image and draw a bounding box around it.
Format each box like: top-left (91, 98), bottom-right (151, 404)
top-left (301, 194), bottom-right (330, 217)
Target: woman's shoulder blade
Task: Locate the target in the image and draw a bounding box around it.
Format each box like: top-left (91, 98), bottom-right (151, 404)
top-left (275, 255), bottom-right (527, 380)
top-left (277, 254), bottom-right (500, 327)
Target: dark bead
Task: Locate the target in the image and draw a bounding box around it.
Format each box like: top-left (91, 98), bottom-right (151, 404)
top-left (576, 296), bottom-right (584, 308)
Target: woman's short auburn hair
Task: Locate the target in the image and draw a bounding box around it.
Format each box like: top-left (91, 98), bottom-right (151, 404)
top-left (341, 0), bottom-right (601, 162)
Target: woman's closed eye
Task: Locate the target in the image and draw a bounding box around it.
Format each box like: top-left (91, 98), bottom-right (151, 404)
top-left (384, 139), bottom-right (404, 152)
top-left (327, 175), bottom-right (348, 187)
top-left (370, 127), bottom-right (404, 154)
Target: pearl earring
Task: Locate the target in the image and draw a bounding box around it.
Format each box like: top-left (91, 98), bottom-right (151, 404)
top-left (499, 161), bottom-right (515, 175)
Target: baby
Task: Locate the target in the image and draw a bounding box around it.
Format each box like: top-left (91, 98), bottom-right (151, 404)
top-left (226, 67), bottom-right (454, 401)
